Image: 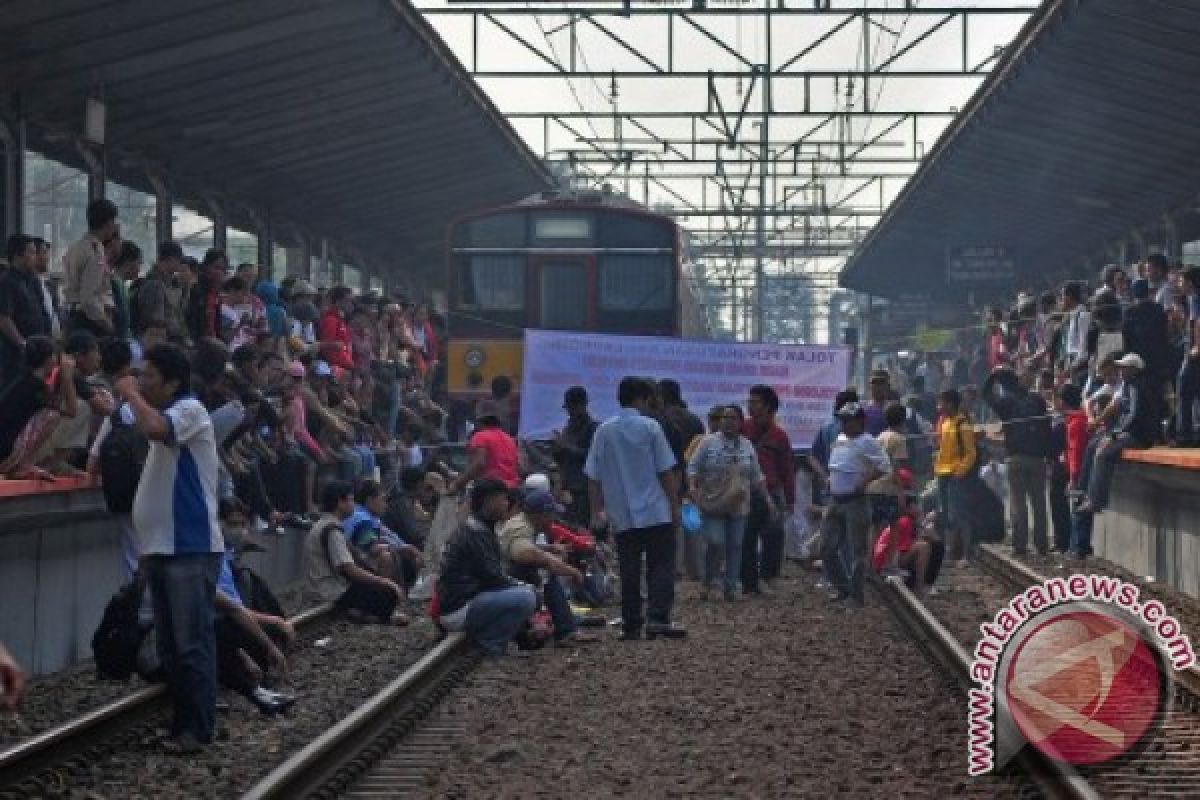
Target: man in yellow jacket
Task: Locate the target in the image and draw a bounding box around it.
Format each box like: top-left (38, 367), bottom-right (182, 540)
top-left (933, 388), bottom-right (977, 566)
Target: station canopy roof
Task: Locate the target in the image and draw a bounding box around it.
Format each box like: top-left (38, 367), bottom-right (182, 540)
top-left (840, 0), bottom-right (1200, 301)
top-left (1, 0), bottom-right (552, 279)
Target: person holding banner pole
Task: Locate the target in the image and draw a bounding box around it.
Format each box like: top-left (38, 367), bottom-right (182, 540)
top-left (585, 377), bottom-right (686, 641)
top-left (741, 385), bottom-right (795, 595)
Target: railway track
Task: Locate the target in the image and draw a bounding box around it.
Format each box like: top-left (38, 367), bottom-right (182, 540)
top-left (242, 632), bottom-right (475, 800)
top-left (0, 603), bottom-right (334, 798)
top-left (873, 571), bottom-right (1099, 799)
top-left (880, 546), bottom-right (1200, 798)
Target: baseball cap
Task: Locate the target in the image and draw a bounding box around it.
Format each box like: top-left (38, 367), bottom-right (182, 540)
top-left (523, 473), bottom-right (552, 493)
top-left (563, 386), bottom-right (588, 408)
top-left (313, 360), bottom-right (332, 378)
top-left (835, 401), bottom-right (865, 419)
top-left (288, 361), bottom-right (306, 379)
top-left (522, 490), bottom-right (565, 515)
top-left (1114, 353), bottom-right (1145, 370)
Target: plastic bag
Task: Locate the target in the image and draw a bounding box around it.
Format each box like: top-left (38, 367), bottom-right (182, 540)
top-left (409, 495), bottom-right (462, 601)
top-left (681, 501), bottom-right (703, 536)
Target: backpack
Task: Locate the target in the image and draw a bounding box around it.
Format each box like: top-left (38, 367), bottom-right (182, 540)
top-left (98, 408), bottom-right (149, 513)
top-left (92, 574), bottom-right (149, 680)
top-left (233, 564), bottom-right (286, 618)
top-left (961, 474), bottom-right (1006, 543)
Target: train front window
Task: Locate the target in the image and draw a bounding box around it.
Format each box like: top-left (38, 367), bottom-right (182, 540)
top-left (461, 255), bottom-right (525, 311)
top-left (599, 254), bottom-right (672, 311)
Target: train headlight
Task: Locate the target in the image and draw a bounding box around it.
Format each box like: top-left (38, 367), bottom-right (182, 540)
top-left (464, 347), bottom-right (486, 369)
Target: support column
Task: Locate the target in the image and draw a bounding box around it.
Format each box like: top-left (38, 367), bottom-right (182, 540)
top-left (206, 194), bottom-right (227, 252)
top-left (319, 237), bottom-right (330, 285)
top-left (76, 140), bottom-right (105, 203)
top-left (0, 108), bottom-right (26, 243)
top-left (249, 209), bottom-right (271, 276)
top-left (147, 172), bottom-right (172, 246)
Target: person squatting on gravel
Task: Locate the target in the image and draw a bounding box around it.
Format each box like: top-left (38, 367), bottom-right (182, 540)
top-left (687, 405), bottom-right (771, 602)
top-left (819, 402), bottom-right (890, 606)
top-left (304, 480), bottom-right (409, 625)
top-left (115, 343), bottom-right (225, 754)
top-left (585, 377), bottom-right (686, 641)
top-left (436, 479), bottom-right (538, 655)
top-left (496, 490), bottom-right (599, 645)
top-left (213, 498), bottom-right (297, 715)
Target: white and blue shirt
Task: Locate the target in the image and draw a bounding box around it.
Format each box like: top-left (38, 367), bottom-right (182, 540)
top-left (132, 395), bottom-right (224, 556)
top-left (584, 408), bottom-right (677, 534)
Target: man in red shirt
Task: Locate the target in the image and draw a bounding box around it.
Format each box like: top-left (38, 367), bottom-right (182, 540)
top-left (318, 287), bottom-right (355, 370)
top-left (741, 384), bottom-right (795, 594)
top-left (453, 413), bottom-right (520, 491)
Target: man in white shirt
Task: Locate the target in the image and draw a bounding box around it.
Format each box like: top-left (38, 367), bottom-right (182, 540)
top-left (819, 402), bottom-right (891, 607)
top-left (586, 376), bottom-right (684, 640)
top-left (114, 343), bottom-right (224, 754)
top-left (1061, 282), bottom-right (1091, 384)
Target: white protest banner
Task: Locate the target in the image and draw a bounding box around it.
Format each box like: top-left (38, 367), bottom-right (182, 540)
top-left (518, 329), bottom-right (850, 448)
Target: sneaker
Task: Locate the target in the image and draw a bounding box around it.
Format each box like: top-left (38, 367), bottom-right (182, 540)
top-left (162, 732), bottom-right (206, 754)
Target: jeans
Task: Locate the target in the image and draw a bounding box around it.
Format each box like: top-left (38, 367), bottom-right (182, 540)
top-left (1070, 510), bottom-right (1094, 557)
top-left (701, 513), bottom-right (747, 595)
top-left (936, 476), bottom-right (973, 559)
top-left (742, 491), bottom-right (783, 591)
top-left (819, 496), bottom-right (871, 602)
top-left (144, 552), bottom-right (222, 743)
top-left (615, 523), bottom-right (676, 634)
top-left (1087, 433), bottom-right (1141, 512)
top-left (1006, 455), bottom-right (1048, 554)
top-left (385, 379), bottom-right (403, 437)
top-left (1048, 463), bottom-right (1072, 554)
top-left (543, 577), bottom-right (577, 640)
top-left (1177, 354), bottom-right (1200, 443)
top-left (115, 514), bottom-right (139, 580)
top-left (464, 586), bottom-right (538, 656)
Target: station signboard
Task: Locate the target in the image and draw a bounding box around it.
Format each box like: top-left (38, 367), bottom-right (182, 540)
top-left (946, 246), bottom-right (1016, 284)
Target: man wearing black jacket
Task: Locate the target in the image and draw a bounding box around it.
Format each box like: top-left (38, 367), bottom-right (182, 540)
top-left (436, 480), bottom-right (536, 655)
top-left (982, 366), bottom-right (1051, 555)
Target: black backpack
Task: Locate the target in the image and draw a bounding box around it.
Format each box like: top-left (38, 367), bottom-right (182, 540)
top-left (98, 408), bottom-right (149, 513)
top-left (92, 574), bottom-right (148, 680)
top-left (233, 563), bottom-right (286, 618)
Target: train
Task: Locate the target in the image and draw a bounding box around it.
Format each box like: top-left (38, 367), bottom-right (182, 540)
top-left (444, 188), bottom-right (709, 420)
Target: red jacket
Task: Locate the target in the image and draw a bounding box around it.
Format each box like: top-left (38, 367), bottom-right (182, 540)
top-left (547, 521), bottom-right (595, 553)
top-left (742, 418), bottom-right (796, 507)
top-left (1063, 409), bottom-right (1089, 486)
top-left (318, 308), bottom-right (354, 369)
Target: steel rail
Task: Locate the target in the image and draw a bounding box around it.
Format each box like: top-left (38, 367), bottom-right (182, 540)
top-left (975, 544), bottom-right (1200, 707)
top-left (873, 574), bottom-right (1100, 800)
top-left (0, 603), bottom-right (334, 792)
top-left (242, 632), bottom-right (471, 800)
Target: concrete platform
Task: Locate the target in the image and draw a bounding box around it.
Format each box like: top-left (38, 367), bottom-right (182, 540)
top-left (0, 487), bottom-right (309, 677)
top-left (1093, 453), bottom-right (1200, 601)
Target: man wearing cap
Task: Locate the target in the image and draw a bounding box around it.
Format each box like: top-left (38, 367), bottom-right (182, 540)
top-left (496, 490), bottom-right (598, 645)
top-left (553, 386), bottom-right (598, 525)
top-left (820, 402), bottom-right (890, 606)
top-left (1086, 353), bottom-right (1162, 513)
top-left (437, 480), bottom-right (537, 656)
